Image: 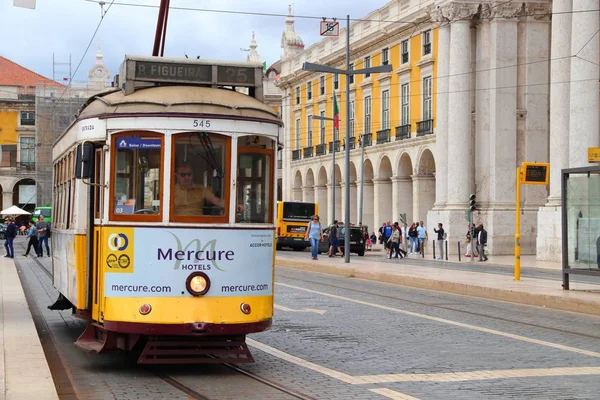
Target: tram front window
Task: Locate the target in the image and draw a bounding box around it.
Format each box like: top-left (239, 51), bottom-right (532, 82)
top-left (236, 136), bottom-right (274, 223)
top-left (112, 134), bottom-right (162, 216)
top-left (172, 133), bottom-right (228, 218)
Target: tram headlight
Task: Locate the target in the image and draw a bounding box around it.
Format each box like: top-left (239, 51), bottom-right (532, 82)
top-left (186, 272), bottom-right (210, 296)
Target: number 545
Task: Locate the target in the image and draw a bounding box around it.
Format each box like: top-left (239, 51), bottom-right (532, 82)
top-left (193, 120), bottom-right (211, 128)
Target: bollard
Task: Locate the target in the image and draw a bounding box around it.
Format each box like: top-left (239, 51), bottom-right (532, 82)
top-left (445, 240), bottom-right (448, 261)
top-left (458, 241), bottom-right (461, 262)
top-left (432, 240), bottom-right (436, 260)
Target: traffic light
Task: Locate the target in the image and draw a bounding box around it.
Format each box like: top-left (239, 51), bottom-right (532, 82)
top-left (469, 193), bottom-right (476, 212)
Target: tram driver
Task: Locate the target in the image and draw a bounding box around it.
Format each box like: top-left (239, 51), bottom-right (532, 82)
top-left (173, 163), bottom-right (225, 216)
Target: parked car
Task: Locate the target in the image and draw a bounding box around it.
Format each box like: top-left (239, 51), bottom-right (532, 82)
top-left (0, 224), bottom-right (6, 240)
top-left (318, 223), bottom-right (366, 256)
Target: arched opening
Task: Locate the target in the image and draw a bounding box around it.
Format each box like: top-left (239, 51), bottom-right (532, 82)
top-left (317, 166), bottom-right (328, 223)
top-left (293, 170), bottom-right (303, 201)
top-left (349, 161), bottom-right (358, 224)
top-left (13, 178), bottom-right (36, 213)
top-left (377, 156), bottom-right (393, 224)
top-left (415, 149), bottom-right (436, 222)
top-left (305, 168), bottom-right (315, 203)
top-left (397, 152), bottom-right (414, 224)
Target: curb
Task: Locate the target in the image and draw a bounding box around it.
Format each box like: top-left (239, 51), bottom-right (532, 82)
top-left (276, 258), bottom-right (600, 317)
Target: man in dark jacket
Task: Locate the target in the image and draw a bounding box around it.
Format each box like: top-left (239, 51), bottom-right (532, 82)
top-left (433, 223), bottom-right (445, 260)
top-left (477, 224), bottom-right (488, 261)
top-left (4, 217), bottom-right (17, 258)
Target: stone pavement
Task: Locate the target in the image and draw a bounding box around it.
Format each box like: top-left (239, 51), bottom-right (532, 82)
top-left (0, 253), bottom-right (58, 400)
top-left (276, 249), bottom-right (600, 316)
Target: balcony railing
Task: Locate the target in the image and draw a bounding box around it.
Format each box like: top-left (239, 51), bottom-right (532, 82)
top-left (347, 137), bottom-right (356, 150)
top-left (328, 140), bottom-right (341, 153)
top-left (416, 119), bottom-right (434, 136)
top-left (303, 146), bottom-right (313, 158)
top-left (376, 129), bottom-right (391, 144)
top-left (16, 162), bottom-right (35, 171)
top-left (395, 124), bottom-right (411, 140)
top-left (292, 149), bottom-right (301, 161)
top-left (402, 53), bottom-right (409, 64)
top-left (423, 43), bottom-right (431, 55)
top-left (315, 144), bottom-right (326, 156)
top-left (362, 133), bottom-right (372, 147)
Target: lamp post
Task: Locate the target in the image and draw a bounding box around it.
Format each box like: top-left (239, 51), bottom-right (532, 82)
top-left (302, 15), bottom-right (393, 263)
top-left (358, 133), bottom-right (365, 226)
top-left (312, 114), bottom-right (336, 224)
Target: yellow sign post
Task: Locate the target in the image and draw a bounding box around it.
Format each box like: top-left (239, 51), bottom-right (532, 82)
top-left (515, 162), bottom-right (549, 281)
top-left (588, 148), bottom-right (600, 163)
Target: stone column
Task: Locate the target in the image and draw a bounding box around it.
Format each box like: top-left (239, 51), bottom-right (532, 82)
top-left (315, 184), bottom-right (328, 222)
top-left (391, 177), bottom-right (401, 224)
top-left (373, 178), bottom-right (386, 227)
top-left (446, 4), bottom-right (478, 207)
top-left (362, 181), bottom-right (375, 232)
top-left (339, 181), bottom-right (346, 224)
top-left (395, 176), bottom-right (413, 223)
top-left (569, 0), bottom-right (600, 167)
top-left (350, 182), bottom-right (357, 224)
top-left (2, 192), bottom-right (13, 211)
top-left (413, 175), bottom-right (436, 223)
top-left (475, 8), bottom-right (491, 205)
top-left (430, 7), bottom-right (450, 208)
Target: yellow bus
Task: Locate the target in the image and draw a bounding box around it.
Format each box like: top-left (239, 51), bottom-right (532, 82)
top-left (276, 201), bottom-right (318, 251)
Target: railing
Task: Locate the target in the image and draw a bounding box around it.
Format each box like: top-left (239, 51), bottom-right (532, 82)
top-left (315, 143), bottom-right (326, 156)
top-left (376, 129), bottom-right (391, 144)
top-left (21, 118), bottom-right (35, 126)
top-left (16, 162), bottom-right (35, 171)
top-left (277, 159), bottom-right (282, 169)
top-left (402, 53), bottom-right (409, 64)
top-left (347, 137), bottom-right (356, 150)
top-left (423, 43), bottom-right (431, 55)
top-left (292, 150), bottom-right (301, 161)
top-left (416, 119), bottom-right (434, 136)
top-left (395, 124), bottom-right (411, 140)
top-left (328, 140), bottom-right (341, 153)
top-left (303, 146), bottom-right (313, 158)
top-left (362, 133), bottom-right (372, 147)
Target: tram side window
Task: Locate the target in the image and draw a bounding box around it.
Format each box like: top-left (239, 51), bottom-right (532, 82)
top-left (113, 135), bottom-right (162, 216)
top-left (236, 136), bottom-right (274, 223)
top-left (172, 133), bottom-right (227, 218)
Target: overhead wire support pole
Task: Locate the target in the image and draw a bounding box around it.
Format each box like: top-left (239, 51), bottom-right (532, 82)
top-left (153, 0), bottom-right (169, 56)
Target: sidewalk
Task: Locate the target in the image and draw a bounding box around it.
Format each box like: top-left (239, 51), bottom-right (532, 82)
top-left (276, 249), bottom-right (600, 317)
top-left (0, 254), bottom-right (58, 400)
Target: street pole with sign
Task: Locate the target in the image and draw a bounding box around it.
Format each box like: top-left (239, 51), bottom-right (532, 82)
top-left (303, 15), bottom-right (392, 263)
top-left (515, 162), bottom-right (549, 280)
top-left (313, 114), bottom-right (336, 224)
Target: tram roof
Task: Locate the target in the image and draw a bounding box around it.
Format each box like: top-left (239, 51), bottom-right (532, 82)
top-left (77, 85), bottom-right (281, 125)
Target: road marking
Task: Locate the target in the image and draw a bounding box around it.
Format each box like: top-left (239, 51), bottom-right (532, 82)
top-left (275, 304), bottom-right (327, 315)
top-left (277, 282), bottom-right (600, 358)
top-left (357, 367), bottom-right (600, 383)
top-left (370, 388), bottom-right (421, 400)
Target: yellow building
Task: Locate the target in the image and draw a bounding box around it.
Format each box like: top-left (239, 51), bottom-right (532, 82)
top-left (277, 1), bottom-right (438, 230)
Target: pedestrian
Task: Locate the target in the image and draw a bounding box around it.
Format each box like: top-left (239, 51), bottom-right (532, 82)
top-left (417, 221), bottom-right (427, 254)
top-left (387, 223), bottom-right (403, 259)
top-left (304, 215), bottom-right (324, 260)
top-left (408, 222), bottom-right (418, 255)
top-left (382, 221), bottom-right (393, 255)
top-left (433, 223), bottom-right (445, 260)
top-left (328, 220), bottom-right (343, 257)
top-left (4, 217), bottom-right (16, 258)
top-left (477, 223), bottom-right (488, 262)
top-left (36, 214), bottom-right (51, 257)
top-left (22, 220), bottom-right (41, 257)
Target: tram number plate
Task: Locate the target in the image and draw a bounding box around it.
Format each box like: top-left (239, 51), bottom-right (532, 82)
top-left (193, 119), bottom-right (211, 128)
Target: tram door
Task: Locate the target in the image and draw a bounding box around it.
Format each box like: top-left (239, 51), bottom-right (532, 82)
top-left (91, 147), bottom-right (105, 322)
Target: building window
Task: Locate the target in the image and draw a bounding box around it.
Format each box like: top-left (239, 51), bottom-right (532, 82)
top-left (401, 40), bottom-right (409, 64)
top-left (295, 87), bottom-right (300, 105)
top-left (364, 56), bottom-right (371, 78)
top-left (307, 82), bottom-right (312, 100)
top-left (320, 111), bottom-right (326, 144)
top-left (382, 48), bottom-right (389, 66)
top-left (382, 90), bottom-right (390, 130)
top-left (364, 95), bottom-right (372, 134)
top-left (334, 74), bottom-right (339, 90)
top-left (349, 64), bottom-right (354, 84)
top-left (423, 30), bottom-right (431, 55)
top-left (19, 136), bottom-right (35, 164)
top-left (319, 76), bottom-right (325, 96)
top-left (307, 115), bottom-right (313, 147)
top-left (295, 118), bottom-right (301, 149)
top-left (349, 100), bottom-right (355, 138)
top-left (423, 77), bottom-right (432, 120)
top-left (20, 111), bottom-right (35, 126)
top-left (401, 83), bottom-right (410, 125)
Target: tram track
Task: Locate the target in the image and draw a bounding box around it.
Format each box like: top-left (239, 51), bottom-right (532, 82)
top-left (278, 270), bottom-right (600, 341)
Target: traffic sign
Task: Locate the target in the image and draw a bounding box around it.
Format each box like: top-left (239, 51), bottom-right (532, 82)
top-left (521, 162), bottom-right (549, 185)
top-left (320, 20), bottom-right (340, 37)
top-left (589, 148), bottom-right (600, 163)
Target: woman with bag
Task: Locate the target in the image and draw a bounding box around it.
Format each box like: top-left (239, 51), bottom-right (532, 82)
top-left (304, 215), bottom-right (324, 260)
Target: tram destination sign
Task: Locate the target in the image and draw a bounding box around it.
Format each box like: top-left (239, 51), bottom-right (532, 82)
top-left (135, 61), bottom-right (212, 83)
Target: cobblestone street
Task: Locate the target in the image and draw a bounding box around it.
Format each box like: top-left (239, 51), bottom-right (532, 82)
top-left (12, 242), bottom-right (600, 400)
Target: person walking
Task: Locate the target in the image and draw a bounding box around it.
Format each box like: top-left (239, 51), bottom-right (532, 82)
top-left (477, 223), bottom-right (488, 262)
top-left (304, 215), bottom-right (324, 260)
top-left (433, 223), bottom-right (445, 260)
top-left (387, 223), bottom-right (403, 259)
top-left (328, 220), bottom-right (344, 257)
top-left (408, 223), bottom-right (418, 255)
top-left (36, 215), bottom-right (51, 257)
top-left (22, 220), bottom-right (41, 257)
top-left (4, 217), bottom-right (16, 258)
top-left (417, 221), bottom-right (427, 254)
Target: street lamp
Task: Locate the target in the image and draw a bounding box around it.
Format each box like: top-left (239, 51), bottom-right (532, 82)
top-left (312, 114), bottom-right (337, 224)
top-left (302, 15), bottom-right (393, 263)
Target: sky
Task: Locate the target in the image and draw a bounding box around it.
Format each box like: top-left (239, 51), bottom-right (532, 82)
top-left (1, 0), bottom-right (391, 83)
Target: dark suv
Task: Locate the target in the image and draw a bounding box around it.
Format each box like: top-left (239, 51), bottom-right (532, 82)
top-left (318, 224), bottom-right (366, 256)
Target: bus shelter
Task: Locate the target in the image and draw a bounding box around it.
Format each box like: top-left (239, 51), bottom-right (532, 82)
top-left (562, 166), bottom-right (600, 289)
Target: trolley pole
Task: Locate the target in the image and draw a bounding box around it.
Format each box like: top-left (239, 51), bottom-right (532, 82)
top-left (302, 14), bottom-right (392, 263)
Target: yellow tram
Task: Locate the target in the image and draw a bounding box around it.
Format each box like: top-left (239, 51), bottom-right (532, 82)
top-left (49, 56), bottom-right (280, 363)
